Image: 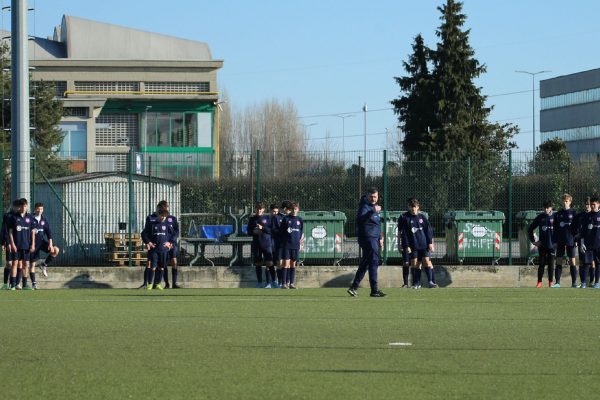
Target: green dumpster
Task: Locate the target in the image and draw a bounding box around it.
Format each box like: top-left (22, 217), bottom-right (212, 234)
top-left (298, 211), bottom-right (346, 265)
top-left (382, 211), bottom-right (428, 262)
top-left (444, 211), bottom-right (505, 264)
top-left (516, 210), bottom-right (541, 265)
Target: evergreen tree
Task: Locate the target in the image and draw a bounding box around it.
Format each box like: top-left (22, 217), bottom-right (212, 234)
top-left (391, 34), bottom-right (436, 156)
top-left (430, 0), bottom-right (517, 160)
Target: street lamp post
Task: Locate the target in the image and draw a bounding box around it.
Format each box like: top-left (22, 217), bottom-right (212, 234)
top-left (515, 70), bottom-right (551, 152)
top-left (334, 114), bottom-right (355, 154)
top-left (143, 105), bottom-right (152, 175)
top-left (299, 122), bottom-right (317, 153)
top-left (362, 103), bottom-right (368, 170)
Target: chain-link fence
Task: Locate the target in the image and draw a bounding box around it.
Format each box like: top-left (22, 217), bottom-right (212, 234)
top-left (2, 149), bottom-right (599, 267)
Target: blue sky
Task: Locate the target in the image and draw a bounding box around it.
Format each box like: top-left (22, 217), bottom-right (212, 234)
top-left (18, 0), bottom-right (600, 153)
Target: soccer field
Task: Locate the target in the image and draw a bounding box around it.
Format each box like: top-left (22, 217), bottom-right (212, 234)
top-left (1, 288), bottom-right (599, 400)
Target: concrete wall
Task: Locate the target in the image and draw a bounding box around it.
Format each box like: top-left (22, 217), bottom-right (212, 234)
top-left (40, 265), bottom-right (545, 289)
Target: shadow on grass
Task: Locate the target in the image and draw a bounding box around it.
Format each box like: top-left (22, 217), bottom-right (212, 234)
top-left (63, 273), bottom-right (112, 289)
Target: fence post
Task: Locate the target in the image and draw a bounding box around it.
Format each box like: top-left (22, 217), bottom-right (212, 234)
top-left (128, 147), bottom-right (133, 267)
top-left (31, 155), bottom-right (35, 205)
top-left (467, 157), bottom-right (472, 211)
top-left (382, 150), bottom-right (388, 265)
top-left (358, 156), bottom-right (362, 201)
top-left (256, 149), bottom-right (261, 202)
top-left (148, 155), bottom-right (152, 215)
top-left (508, 150), bottom-right (513, 266)
top-left (0, 150), bottom-right (3, 270)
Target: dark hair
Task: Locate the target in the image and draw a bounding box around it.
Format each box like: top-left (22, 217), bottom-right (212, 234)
top-left (281, 200), bottom-right (292, 210)
top-left (12, 199), bottom-right (19, 207)
top-left (157, 200), bottom-right (169, 208)
top-left (18, 198), bottom-right (28, 206)
top-left (255, 202), bottom-right (265, 210)
top-left (591, 196), bottom-right (600, 204)
top-left (158, 208), bottom-right (169, 217)
top-left (367, 187), bottom-right (378, 195)
top-left (34, 202), bottom-right (44, 208)
top-left (269, 203), bottom-right (278, 210)
top-left (290, 201), bottom-right (299, 209)
top-left (543, 200), bottom-right (553, 208)
top-left (584, 196), bottom-right (592, 205)
top-left (407, 197), bottom-right (420, 207)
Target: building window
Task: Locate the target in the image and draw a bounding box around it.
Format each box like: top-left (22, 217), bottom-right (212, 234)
top-left (541, 125), bottom-right (600, 143)
top-left (144, 82), bottom-right (210, 93)
top-left (96, 114), bottom-right (138, 147)
top-left (541, 87), bottom-right (600, 110)
top-left (58, 122), bottom-right (87, 159)
top-left (143, 111), bottom-right (212, 148)
top-left (75, 81), bottom-right (139, 92)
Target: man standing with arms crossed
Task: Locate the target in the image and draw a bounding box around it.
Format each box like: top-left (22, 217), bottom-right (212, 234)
top-left (347, 187), bottom-right (386, 297)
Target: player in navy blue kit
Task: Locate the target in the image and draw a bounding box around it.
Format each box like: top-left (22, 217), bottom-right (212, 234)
top-left (280, 202), bottom-right (303, 289)
top-left (574, 197), bottom-right (594, 287)
top-left (8, 198), bottom-right (35, 290)
top-left (141, 208), bottom-right (175, 290)
top-left (248, 202), bottom-right (275, 288)
top-left (552, 194), bottom-right (577, 288)
top-left (348, 188), bottom-right (386, 297)
top-left (269, 204), bottom-right (282, 288)
top-left (579, 196), bottom-right (600, 288)
top-left (0, 200), bottom-right (18, 290)
top-left (398, 198), bottom-right (436, 289)
top-left (159, 200), bottom-right (181, 289)
top-left (31, 203), bottom-right (60, 280)
top-left (528, 200), bottom-right (556, 288)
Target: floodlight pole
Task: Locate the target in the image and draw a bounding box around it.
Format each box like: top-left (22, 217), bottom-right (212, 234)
top-left (515, 70), bottom-right (551, 152)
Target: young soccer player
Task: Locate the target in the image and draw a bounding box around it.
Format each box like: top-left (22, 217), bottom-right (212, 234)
top-left (248, 202), bottom-right (275, 288)
top-left (280, 201), bottom-right (303, 289)
top-left (274, 200), bottom-right (291, 288)
top-left (574, 198), bottom-right (594, 286)
top-left (528, 200), bottom-right (556, 288)
top-left (579, 196), bottom-right (600, 288)
top-left (141, 208), bottom-right (175, 290)
top-left (31, 203), bottom-right (60, 279)
top-left (268, 203), bottom-right (281, 288)
top-left (8, 198), bottom-right (35, 290)
top-left (0, 200), bottom-right (18, 290)
top-left (140, 204), bottom-right (161, 289)
top-left (157, 200), bottom-right (181, 289)
top-left (398, 198), bottom-right (436, 289)
top-left (552, 194), bottom-right (577, 288)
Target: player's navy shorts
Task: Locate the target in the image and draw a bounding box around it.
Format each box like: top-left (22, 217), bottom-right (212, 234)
top-left (252, 243), bottom-right (273, 264)
top-left (32, 240), bottom-right (51, 260)
top-left (556, 244), bottom-right (576, 258)
top-left (401, 249), bottom-right (410, 264)
top-left (168, 244), bottom-right (178, 259)
top-left (281, 248), bottom-right (299, 261)
top-left (583, 249), bottom-right (600, 265)
top-left (16, 249), bottom-right (30, 261)
top-left (5, 245), bottom-right (16, 262)
top-left (409, 249), bottom-right (431, 261)
top-left (149, 250), bottom-right (168, 269)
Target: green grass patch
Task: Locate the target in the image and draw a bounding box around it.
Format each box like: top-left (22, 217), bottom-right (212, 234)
top-left (1, 288), bottom-right (599, 399)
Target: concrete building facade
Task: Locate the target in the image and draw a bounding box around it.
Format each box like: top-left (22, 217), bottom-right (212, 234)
top-left (540, 68), bottom-right (600, 159)
top-left (28, 15), bottom-right (223, 178)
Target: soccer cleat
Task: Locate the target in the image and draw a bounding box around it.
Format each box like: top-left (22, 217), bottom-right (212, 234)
top-left (548, 281), bottom-right (553, 288)
top-left (16, 284), bottom-right (22, 290)
top-left (255, 283), bottom-right (263, 288)
top-left (153, 284), bottom-right (163, 291)
top-left (32, 283), bottom-right (38, 290)
top-left (413, 284), bottom-right (421, 289)
top-left (164, 283), bottom-right (170, 289)
top-left (0, 283), bottom-right (9, 290)
top-left (146, 285), bottom-right (153, 291)
top-left (370, 290), bottom-right (386, 297)
top-left (289, 283), bottom-right (297, 289)
top-left (9, 286), bottom-right (15, 291)
top-left (536, 282), bottom-right (542, 288)
top-left (22, 285), bottom-right (33, 291)
top-left (401, 284), bottom-right (409, 288)
top-left (594, 283), bottom-right (600, 289)
top-left (581, 283), bottom-right (587, 289)
top-left (572, 283), bottom-right (579, 288)
top-left (172, 284), bottom-right (182, 289)
top-left (39, 262), bottom-right (48, 277)
top-left (347, 287), bottom-right (358, 297)
top-left (428, 281), bottom-right (439, 288)
top-left (271, 282), bottom-right (279, 289)
top-left (264, 283), bottom-right (272, 289)
top-left (551, 283), bottom-right (561, 288)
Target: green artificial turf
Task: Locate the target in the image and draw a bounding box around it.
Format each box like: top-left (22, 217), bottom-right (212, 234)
top-left (1, 288), bottom-right (599, 400)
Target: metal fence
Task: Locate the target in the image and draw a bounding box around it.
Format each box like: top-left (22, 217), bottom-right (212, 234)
top-left (2, 148), bottom-right (599, 266)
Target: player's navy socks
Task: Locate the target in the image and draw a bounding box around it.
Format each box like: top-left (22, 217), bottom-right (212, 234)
top-left (143, 268), bottom-right (150, 285)
top-left (282, 268), bottom-right (288, 285)
top-left (9, 276), bottom-right (16, 287)
top-left (172, 268), bottom-right (178, 285)
top-left (268, 266), bottom-right (276, 283)
top-left (30, 272), bottom-right (36, 285)
top-left (414, 268), bottom-right (422, 286)
top-left (44, 254), bottom-right (54, 265)
top-left (595, 266), bottom-right (600, 285)
top-left (163, 266), bottom-right (170, 285)
top-left (591, 267), bottom-right (596, 284)
top-left (581, 264), bottom-right (589, 285)
top-left (402, 266), bottom-right (409, 285)
top-left (3, 267), bottom-right (9, 284)
top-left (289, 268), bottom-right (296, 284)
top-left (148, 270), bottom-right (155, 286)
top-left (16, 268), bottom-right (22, 285)
top-left (255, 266), bottom-right (262, 283)
top-left (570, 265), bottom-right (577, 285)
top-left (537, 264), bottom-right (544, 282)
top-left (155, 270), bottom-right (163, 286)
top-left (277, 269), bottom-right (283, 285)
top-left (264, 269), bottom-right (271, 284)
top-left (555, 265), bottom-right (562, 283)
top-left (426, 267), bottom-right (434, 282)
top-left (23, 277), bottom-right (28, 287)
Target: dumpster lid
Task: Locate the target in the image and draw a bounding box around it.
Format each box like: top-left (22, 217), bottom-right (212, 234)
top-left (444, 210), bottom-right (505, 221)
top-left (298, 211), bottom-right (347, 222)
top-left (382, 210), bottom-right (429, 220)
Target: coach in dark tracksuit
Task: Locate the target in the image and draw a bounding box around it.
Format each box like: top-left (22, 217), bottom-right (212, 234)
top-left (347, 188), bottom-right (386, 297)
top-left (528, 200), bottom-right (555, 288)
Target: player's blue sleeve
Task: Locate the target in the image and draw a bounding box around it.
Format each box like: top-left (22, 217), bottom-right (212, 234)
top-left (45, 219), bottom-right (53, 240)
top-left (141, 221), bottom-right (152, 244)
top-left (356, 202), bottom-right (374, 224)
top-left (399, 216), bottom-right (409, 248)
top-left (423, 216), bottom-right (433, 245)
top-left (247, 216), bottom-right (257, 236)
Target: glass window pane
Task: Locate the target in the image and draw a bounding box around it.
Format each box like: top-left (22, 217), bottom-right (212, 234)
top-left (185, 113), bottom-right (198, 147)
top-left (146, 112), bottom-right (157, 147)
top-left (197, 112), bottom-right (212, 148)
top-left (171, 112), bottom-right (184, 147)
top-left (58, 122), bottom-right (87, 159)
top-left (157, 112), bottom-right (170, 146)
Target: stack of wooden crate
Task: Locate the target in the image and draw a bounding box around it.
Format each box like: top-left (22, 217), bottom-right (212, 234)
top-left (104, 233), bottom-right (147, 266)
